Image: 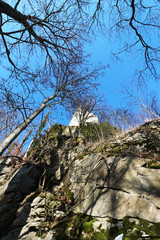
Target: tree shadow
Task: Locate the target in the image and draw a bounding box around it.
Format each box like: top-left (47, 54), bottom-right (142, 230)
top-left (73, 153), bottom-right (160, 223)
top-left (76, 155), bottom-right (133, 216)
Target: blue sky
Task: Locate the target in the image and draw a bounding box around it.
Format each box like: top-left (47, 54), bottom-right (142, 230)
top-left (1, 0), bottom-right (160, 128)
top-left (60, 31), bottom-right (160, 125)
top-left (83, 32), bottom-right (160, 112)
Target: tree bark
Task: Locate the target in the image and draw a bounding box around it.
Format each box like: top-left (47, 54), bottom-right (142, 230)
top-left (0, 91), bottom-right (59, 156)
top-left (0, 1), bottom-right (27, 23)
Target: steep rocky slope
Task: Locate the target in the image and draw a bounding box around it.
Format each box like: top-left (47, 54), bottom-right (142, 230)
top-left (1, 120), bottom-right (160, 239)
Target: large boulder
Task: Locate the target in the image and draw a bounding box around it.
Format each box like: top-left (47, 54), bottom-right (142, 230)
top-left (68, 154), bottom-right (160, 222)
top-left (0, 163), bottom-right (42, 236)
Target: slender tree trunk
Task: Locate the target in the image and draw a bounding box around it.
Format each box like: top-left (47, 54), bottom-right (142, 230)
top-left (0, 91), bottom-right (59, 156)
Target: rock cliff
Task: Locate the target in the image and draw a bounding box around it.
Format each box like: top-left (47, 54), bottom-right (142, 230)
top-left (1, 121), bottom-right (160, 239)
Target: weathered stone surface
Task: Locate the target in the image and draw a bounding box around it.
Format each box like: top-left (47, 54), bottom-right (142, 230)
top-left (1, 120), bottom-right (160, 239)
top-left (44, 231), bottom-right (56, 240)
top-left (0, 163), bottom-right (42, 238)
top-left (69, 154), bottom-right (160, 222)
top-left (5, 163), bottom-right (42, 199)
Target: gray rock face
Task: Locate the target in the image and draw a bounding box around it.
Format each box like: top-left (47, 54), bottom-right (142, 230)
top-left (0, 163), bottom-right (42, 237)
top-left (1, 120), bottom-right (160, 239)
top-left (69, 154), bottom-right (160, 223)
top-left (5, 163), bottom-right (42, 198)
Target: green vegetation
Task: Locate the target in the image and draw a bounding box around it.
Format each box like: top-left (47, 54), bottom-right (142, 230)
top-left (52, 213), bottom-right (123, 240)
top-left (92, 230), bottom-right (109, 240)
top-left (77, 153), bottom-right (86, 160)
top-left (83, 221), bottom-right (94, 233)
top-left (53, 213), bottom-right (94, 239)
top-left (28, 121), bottom-right (120, 162)
top-left (122, 217), bottom-right (160, 239)
top-left (47, 123), bottom-right (64, 139)
top-left (77, 150), bottom-right (90, 160)
top-left (94, 145), bottom-right (105, 153)
top-left (61, 184), bottom-right (74, 205)
top-left (24, 121), bottom-right (160, 239)
top-left (145, 160), bottom-right (160, 169)
top-left (80, 122), bottom-right (119, 142)
top-left (105, 143), bottom-right (130, 156)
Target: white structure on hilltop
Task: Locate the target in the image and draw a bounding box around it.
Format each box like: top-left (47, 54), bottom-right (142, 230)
top-left (69, 108), bottom-right (99, 126)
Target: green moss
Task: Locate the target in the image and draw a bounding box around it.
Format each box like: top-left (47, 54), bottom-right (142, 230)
top-left (123, 217), bottom-right (160, 239)
top-left (151, 222), bottom-right (160, 236)
top-left (112, 145), bottom-right (121, 152)
top-left (111, 144), bottom-right (129, 153)
top-left (65, 188), bottom-right (74, 204)
top-left (83, 221), bottom-right (94, 233)
top-left (144, 160), bottom-right (160, 169)
top-left (134, 140), bottom-right (145, 146)
top-left (36, 221), bottom-right (51, 237)
top-left (81, 237), bottom-right (90, 240)
top-left (123, 217), bottom-right (134, 231)
top-left (66, 213), bottom-right (93, 238)
top-left (92, 230), bottom-right (109, 240)
top-left (77, 154), bottom-right (85, 160)
top-left (133, 135), bottom-right (160, 151)
top-left (54, 215), bottom-right (160, 240)
top-left (77, 151), bottom-right (89, 160)
top-left (38, 191), bottom-right (46, 198)
top-left (52, 213), bottom-right (126, 240)
top-left (106, 152), bottom-right (115, 157)
top-left (53, 213), bottom-right (94, 239)
top-left (109, 226), bottom-right (120, 236)
top-left (94, 145), bottom-right (105, 153)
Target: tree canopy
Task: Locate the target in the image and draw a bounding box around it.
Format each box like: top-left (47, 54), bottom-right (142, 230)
top-left (0, 0), bottom-right (160, 154)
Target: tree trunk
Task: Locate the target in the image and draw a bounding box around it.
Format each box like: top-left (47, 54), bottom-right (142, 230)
top-left (0, 92), bottom-right (59, 156)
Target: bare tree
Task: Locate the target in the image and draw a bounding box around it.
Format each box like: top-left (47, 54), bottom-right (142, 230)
top-left (0, 0), bottom-right (106, 154)
top-left (149, 93), bottom-right (160, 117)
top-left (126, 89), bottom-right (160, 121)
top-left (104, 107), bottom-right (135, 130)
top-left (1, 0), bottom-right (159, 153)
top-left (0, 54), bottom-right (103, 155)
top-left (67, 94), bottom-right (105, 126)
top-left (86, 0), bottom-right (160, 82)
top-left (0, 102), bottom-right (18, 140)
top-left (0, 0), bottom-right (87, 69)
top-left (2, 1), bottom-right (159, 73)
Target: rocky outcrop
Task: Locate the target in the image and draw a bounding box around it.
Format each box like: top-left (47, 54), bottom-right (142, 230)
top-left (0, 160), bottom-right (42, 238)
top-left (1, 120), bottom-right (160, 239)
top-left (69, 154), bottom-right (160, 222)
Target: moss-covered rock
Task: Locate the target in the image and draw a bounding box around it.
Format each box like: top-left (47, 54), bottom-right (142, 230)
top-left (144, 160), bottom-right (160, 169)
top-left (52, 213), bottom-right (123, 240)
top-left (53, 213), bottom-right (94, 239)
top-left (94, 145), bottom-right (106, 153)
top-left (77, 150), bottom-right (90, 160)
top-left (122, 217), bottom-right (160, 239)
